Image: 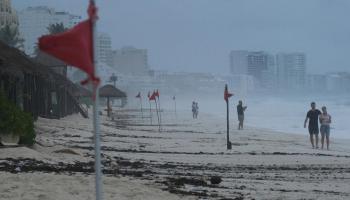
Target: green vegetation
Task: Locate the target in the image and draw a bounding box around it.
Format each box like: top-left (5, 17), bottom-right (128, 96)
top-left (0, 91), bottom-right (35, 145)
top-left (47, 23), bottom-right (67, 34)
top-left (0, 25), bottom-right (24, 48)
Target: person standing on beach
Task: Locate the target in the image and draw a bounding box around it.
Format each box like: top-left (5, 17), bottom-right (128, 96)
top-left (192, 101), bottom-right (196, 119)
top-left (237, 100), bottom-right (247, 130)
top-left (319, 106), bottom-right (332, 150)
top-left (304, 102), bottom-right (321, 149)
top-left (195, 102), bottom-right (199, 118)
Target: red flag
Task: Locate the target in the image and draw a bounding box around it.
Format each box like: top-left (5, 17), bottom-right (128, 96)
top-left (224, 85), bottom-right (233, 102)
top-left (149, 91), bottom-right (156, 101)
top-left (155, 90), bottom-right (160, 98)
top-left (38, 1), bottom-right (98, 84)
top-left (136, 92), bottom-right (141, 98)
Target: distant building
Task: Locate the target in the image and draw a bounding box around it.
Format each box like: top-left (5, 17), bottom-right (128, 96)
top-left (229, 50), bottom-right (276, 91)
top-left (112, 46), bottom-right (149, 76)
top-left (276, 53), bottom-right (306, 91)
top-left (229, 50), bottom-right (249, 75)
top-left (0, 0), bottom-right (18, 28)
top-left (306, 74), bottom-right (327, 92)
top-left (18, 6), bottom-right (81, 56)
top-left (97, 33), bottom-right (113, 67)
top-left (247, 51), bottom-right (269, 81)
top-left (325, 72), bottom-right (350, 93)
top-left (228, 74), bottom-right (255, 96)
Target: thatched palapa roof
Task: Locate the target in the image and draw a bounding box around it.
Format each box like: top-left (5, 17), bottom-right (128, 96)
top-left (99, 84), bottom-right (127, 98)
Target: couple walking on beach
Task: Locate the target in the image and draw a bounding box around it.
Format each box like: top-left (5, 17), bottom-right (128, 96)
top-left (304, 102), bottom-right (332, 150)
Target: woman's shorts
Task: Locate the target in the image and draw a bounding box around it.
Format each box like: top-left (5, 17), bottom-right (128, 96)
top-left (320, 125), bottom-right (330, 137)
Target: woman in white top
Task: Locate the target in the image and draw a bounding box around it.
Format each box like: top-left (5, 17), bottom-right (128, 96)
top-left (319, 106), bottom-right (332, 150)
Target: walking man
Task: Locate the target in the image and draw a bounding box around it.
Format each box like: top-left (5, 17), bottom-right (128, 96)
top-left (319, 106), bottom-right (332, 150)
top-left (304, 102), bottom-right (321, 149)
top-left (237, 100), bottom-right (247, 130)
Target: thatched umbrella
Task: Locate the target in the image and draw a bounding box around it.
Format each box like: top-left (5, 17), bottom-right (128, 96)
top-left (99, 84), bottom-right (127, 117)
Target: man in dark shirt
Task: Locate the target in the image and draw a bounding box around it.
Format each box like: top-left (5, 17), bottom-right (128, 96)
top-left (237, 100), bottom-right (247, 130)
top-left (304, 102), bottom-right (322, 149)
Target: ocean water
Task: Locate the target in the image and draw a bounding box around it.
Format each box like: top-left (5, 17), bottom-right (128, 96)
top-left (170, 95), bottom-right (350, 139)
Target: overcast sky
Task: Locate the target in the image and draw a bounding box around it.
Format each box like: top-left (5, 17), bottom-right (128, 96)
top-left (12, 0), bottom-right (350, 74)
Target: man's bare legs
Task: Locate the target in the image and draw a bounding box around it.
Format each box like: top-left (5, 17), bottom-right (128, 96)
top-left (238, 120), bottom-right (243, 130)
top-left (310, 134), bottom-right (319, 148)
top-left (309, 134), bottom-right (315, 148)
top-left (326, 135), bottom-right (330, 150)
top-left (321, 135), bottom-right (325, 149)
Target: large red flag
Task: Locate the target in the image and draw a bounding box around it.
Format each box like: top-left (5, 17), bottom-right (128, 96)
top-left (38, 1), bottom-right (98, 84)
top-left (224, 85), bottom-right (233, 102)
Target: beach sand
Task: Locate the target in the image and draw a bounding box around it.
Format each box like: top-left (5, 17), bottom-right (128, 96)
top-left (1, 109), bottom-right (350, 199)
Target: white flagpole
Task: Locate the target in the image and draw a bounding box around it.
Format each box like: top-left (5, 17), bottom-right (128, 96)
top-left (91, 0), bottom-right (103, 200)
top-left (157, 95), bottom-right (162, 130)
top-left (140, 97), bottom-right (144, 120)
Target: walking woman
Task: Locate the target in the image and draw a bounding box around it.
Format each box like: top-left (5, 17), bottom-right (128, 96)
top-left (319, 106), bottom-right (332, 150)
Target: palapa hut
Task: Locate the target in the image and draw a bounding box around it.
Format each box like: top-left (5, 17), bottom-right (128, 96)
top-left (0, 41), bottom-right (88, 119)
top-left (99, 84), bottom-right (127, 116)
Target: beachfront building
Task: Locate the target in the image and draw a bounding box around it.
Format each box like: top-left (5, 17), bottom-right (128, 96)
top-left (276, 52), bottom-right (306, 92)
top-left (229, 50), bottom-right (276, 92)
top-left (0, 0), bottom-right (18, 28)
top-left (229, 50), bottom-right (249, 75)
top-left (18, 6), bottom-right (81, 56)
top-left (112, 46), bottom-right (150, 76)
top-left (97, 32), bottom-right (113, 67)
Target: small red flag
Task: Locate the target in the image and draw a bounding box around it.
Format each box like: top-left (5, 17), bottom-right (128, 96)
top-left (224, 84), bottom-right (233, 102)
top-left (155, 90), bottom-right (160, 98)
top-left (136, 92), bottom-right (141, 98)
top-left (38, 1), bottom-right (98, 84)
top-left (149, 91), bottom-right (156, 101)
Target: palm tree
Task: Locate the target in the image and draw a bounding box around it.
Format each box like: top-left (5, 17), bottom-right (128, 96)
top-left (0, 25), bottom-right (24, 49)
top-left (33, 23), bottom-right (68, 56)
top-left (47, 23), bottom-right (67, 34)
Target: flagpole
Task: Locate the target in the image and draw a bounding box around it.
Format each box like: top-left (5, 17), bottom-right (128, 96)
top-left (157, 94), bottom-right (162, 131)
top-left (91, 0), bottom-right (103, 200)
top-left (149, 100), bottom-right (152, 125)
top-left (155, 98), bottom-right (161, 132)
top-left (225, 84), bottom-right (232, 150)
top-left (140, 97), bottom-right (143, 120)
top-left (174, 98), bottom-right (177, 116)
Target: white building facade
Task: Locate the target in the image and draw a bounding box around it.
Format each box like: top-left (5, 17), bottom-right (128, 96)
top-left (112, 46), bottom-right (149, 76)
top-left (18, 6), bottom-right (81, 56)
top-left (0, 0), bottom-right (18, 28)
top-left (97, 32), bottom-right (113, 67)
top-left (276, 53), bottom-right (306, 91)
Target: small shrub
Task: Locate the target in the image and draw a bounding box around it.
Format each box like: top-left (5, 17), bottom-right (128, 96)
top-left (0, 91), bottom-right (35, 145)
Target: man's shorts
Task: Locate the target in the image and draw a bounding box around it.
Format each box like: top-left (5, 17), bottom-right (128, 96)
top-left (308, 125), bottom-right (319, 135)
top-left (320, 125), bottom-right (330, 137)
top-left (238, 115), bottom-right (244, 122)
